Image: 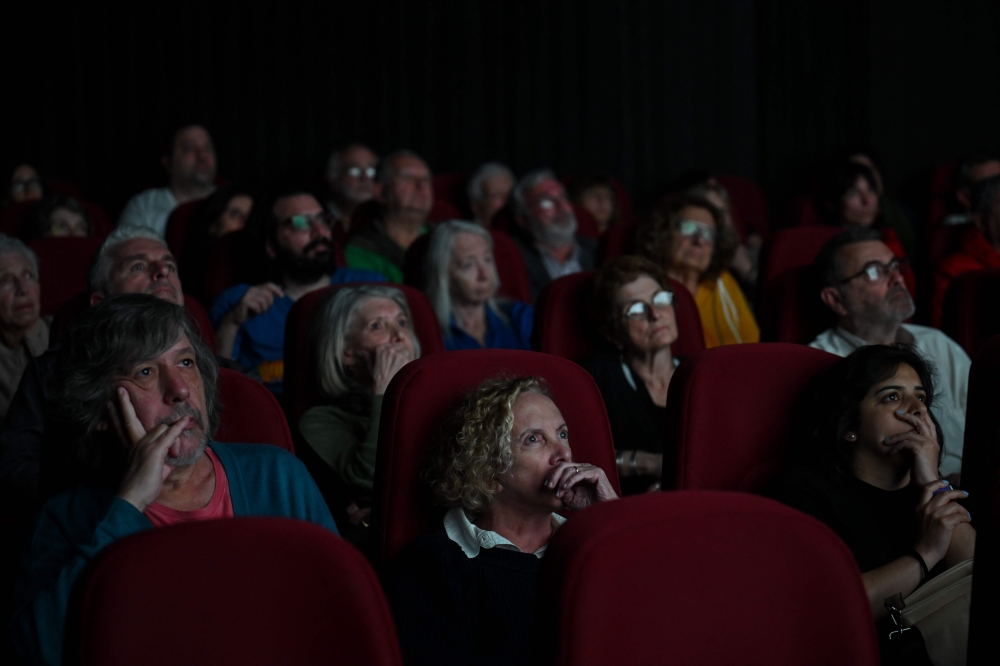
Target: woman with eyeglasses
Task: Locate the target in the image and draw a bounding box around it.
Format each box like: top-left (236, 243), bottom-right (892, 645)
top-left (580, 256), bottom-right (678, 494)
top-left (640, 194), bottom-right (759, 348)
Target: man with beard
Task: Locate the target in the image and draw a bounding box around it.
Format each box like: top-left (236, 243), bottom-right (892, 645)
top-left (324, 143), bottom-right (379, 235)
top-left (809, 227), bottom-right (971, 483)
top-left (118, 123), bottom-right (218, 236)
top-left (210, 192), bottom-right (383, 393)
top-left (511, 169), bottom-right (596, 301)
top-left (10, 294), bottom-right (337, 666)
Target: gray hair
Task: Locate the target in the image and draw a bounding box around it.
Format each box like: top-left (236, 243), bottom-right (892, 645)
top-left (424, 221), bottom-right (502, 334)
top-left (88, 225), bottom-right (167, 295)
top-left (377, 149), bottom-right (430, 187)
top-left (50, 293), bottom-right (221, 487)
top-left (314, 284), bottom-right (422, 399)
top-left (512, 168), bottom-right (558, 217)
top-left (467, 162), bottom-right (515, 204)
top-left (0, 233), bottom-right (39, 275)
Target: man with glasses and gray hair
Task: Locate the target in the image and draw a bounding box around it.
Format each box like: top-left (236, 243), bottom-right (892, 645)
top-left (512, 169), bottom-right (596, 301)
top-left (324, 143), bottom-right (380, 235)
top-left (210, 191), bottom-right (383, 393)
top-left (809, 226), bottom-right (970, 483)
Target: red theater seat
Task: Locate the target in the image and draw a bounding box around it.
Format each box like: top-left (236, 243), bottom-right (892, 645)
top-left (28, 236), bottom-right (105, 316)
top-left (76, 518), bottom-right (402, 666)
top-left (716, 174), bottom-right (770, 241)
top-left (432, 172), bottom-right (469, 214)
top-left (283, 283), bottom-right (444, 424)
top-left (163, 199), bottom-right (203, 262)
top-left (664, 343), bottom-right (840, 491)
top-left (532, 271), bottom-right (704, 360)
top-left (372, 349), bottom-right (620, 566)
top-left (941, 268), bottom-right (1000, 358)
top-left (534, 491), bottom-right (878, 666)
top-left (216, 368), bottom-right (293, 453)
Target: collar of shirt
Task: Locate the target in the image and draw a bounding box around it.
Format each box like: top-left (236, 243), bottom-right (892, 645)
top-left (536, 241), bottom-right (582, 280)
top-left (833, 325), bottom-right (914, 350)
top-left (443, 506), bottom-right (567, 559)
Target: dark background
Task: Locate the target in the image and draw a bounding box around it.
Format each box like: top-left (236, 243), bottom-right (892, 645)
top-left (4, 0), bottom-right (999, 218)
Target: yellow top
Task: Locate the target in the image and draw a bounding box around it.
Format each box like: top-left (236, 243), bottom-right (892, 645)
top-left (695, 270), bottom-right (760, 348)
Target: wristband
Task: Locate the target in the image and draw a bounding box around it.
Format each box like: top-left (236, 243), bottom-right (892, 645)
top-left (909, 550), bottom-right (928, 580)
top-left (615, 450), bottom-right (625, 472)
top-left (629, 450), bottom-right (638, 477)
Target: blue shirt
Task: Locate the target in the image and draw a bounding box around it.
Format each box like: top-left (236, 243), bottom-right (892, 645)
top-left (444, 301), bottom-right (534, 352)
top-left (209, 268), bottom-right (385, 392)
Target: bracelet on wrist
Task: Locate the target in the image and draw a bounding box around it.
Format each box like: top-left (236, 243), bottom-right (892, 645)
top-left (629, 450), bottom-right (638, 477)
top-left (615, 450), bottom-right (626, 474)
top-left (909, 550), bottom-right (929, 580)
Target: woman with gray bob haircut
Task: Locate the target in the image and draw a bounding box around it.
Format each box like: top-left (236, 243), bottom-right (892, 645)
top-left (423, 220), bottom-right (533, 352)
top-left (299, 284), bottom-right (420, 527)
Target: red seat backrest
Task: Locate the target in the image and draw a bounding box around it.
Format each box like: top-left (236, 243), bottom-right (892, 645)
top-left (426, 198), bottom-right (461, 224)
top-left (665, 343), bottom-right (840, 491)
top-left (928, 222), bottom-right (970, 268)
top-left (372, 349), bottom-right (620, 566)
top-left (77, 518), bottom-right (402, 666)
top-left (715, 174), bottom-right (770, 241)
top-left (283, 283), bottom-right (444, 424)
top-left (759, 226), bottom-right (841, 288)
top-left (431, 172), bottom-right (468, 214)
top-left (532, 272), bottom-right (705, 360)
top-left (28, 236), bottom-right (105, 316)
top-left (163, 199), bottom-right (203, 263)
top-left (783, 192), bottom-right (824, 228)
top-left (942, 268), bottom-right (1000, 358)
top-left (215, 368), bottom-right (293, 452)
top-left (928, 160), bottom-right (958, 229)
top-left (534, 491), bottom-right (878, 666)
top-left (52, 293), bottom-right (217, 350)
top-left (757, 266), bottom-right (833, 343)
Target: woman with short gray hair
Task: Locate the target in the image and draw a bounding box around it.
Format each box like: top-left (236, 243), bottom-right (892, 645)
top-left (299, 284), bottom-right (420, 528)
top-left (0, 233), bottom-right (48, 420)
top-left (424, 220), bottom-right (533, 352)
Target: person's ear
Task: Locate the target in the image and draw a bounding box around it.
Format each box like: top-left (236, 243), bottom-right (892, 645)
top-left (89, 292), bottom-right (105, 306)
top-left (820, 286), bottom-right (849, 317)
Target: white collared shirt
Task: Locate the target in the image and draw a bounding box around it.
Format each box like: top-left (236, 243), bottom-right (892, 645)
top-left (443, 507), bottom-right (567, 559)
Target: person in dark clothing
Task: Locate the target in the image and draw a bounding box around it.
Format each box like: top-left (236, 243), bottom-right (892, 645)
top-left (386, 376), bottom-right (618, 666)
top-left (767, 345), bottom-right (975, 657)
top-left (580, 256), bottom-right (678, 495)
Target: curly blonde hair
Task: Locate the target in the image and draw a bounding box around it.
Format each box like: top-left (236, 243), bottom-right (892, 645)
top-left (426, 376), bottom-right (549, 514)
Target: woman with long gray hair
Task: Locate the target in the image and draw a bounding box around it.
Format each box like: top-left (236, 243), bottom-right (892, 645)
top-left (299, 284), bottom-right (420, 527)
top-left (423, 220), bottom-right (533, 351)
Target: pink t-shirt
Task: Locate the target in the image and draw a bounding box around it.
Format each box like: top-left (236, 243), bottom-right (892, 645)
top-left (144, 447), bottom-right (235, 527)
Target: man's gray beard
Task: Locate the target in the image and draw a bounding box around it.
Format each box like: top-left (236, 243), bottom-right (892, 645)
top-left (156, 404), bottom-right (209, 467)
top-left (531, 213), bottom-right (578, 248)
top-left (858, 285), bottom-right (916, 328)
top-left (165, 436), bottom-right (208, 467)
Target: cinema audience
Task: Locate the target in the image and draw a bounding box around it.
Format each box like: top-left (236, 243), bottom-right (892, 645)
top-left (423, 221), bottom-right (532, 351)
top-left (178, 185), bottom-right (254, 302)
top-left (118, 123), bottom-right (217, 236)
top-left (387, 376), bottom-right (617, 666)
top-left (468, 162), bottom-right (515, 227)
top-left (299, 285), bottom-right (419, 528)
top-left (949, 153), bottom-right (1000, 223)
top-left (25, 195), bottom-right (90, 239)
top-left (325, 143), bottom-right (380, 235)
top-left (932, 174), bottom-right (1000, 327)
top-left (89, 226), bottom-right (184, 306)
top-left (640, 194), bottom-right (758, 348)
top-left (809, 227), bottom-right (969, 483)
top-left (512, 169), bottom-right (596, 301)
top-left (345, 150), bottom-right (433, 282)
top-left (210, 191), bottom-right (383, 393)
top-left (10, 294), bottom-right (337, 666)
top-left (580, 256), bottom-right (677, 495)
top-left (844, 152), bottom-right (917, 261)
top-left (0, 235), bottom-right (47, 420)
top-left (768, 345), bottom-right (974, 659)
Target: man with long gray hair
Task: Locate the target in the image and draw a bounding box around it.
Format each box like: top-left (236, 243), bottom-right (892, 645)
top-left (512, 169), bottom-right (596, 301)
top-left (11, 294), bottom-right (337, 666)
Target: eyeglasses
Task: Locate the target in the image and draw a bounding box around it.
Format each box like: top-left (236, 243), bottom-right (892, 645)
top-left (345, 166), bottom-right (376, 179)
top-left (623, 290), bottom-right (674, 320)
top-left (10, 179), bottom-right (42, 195)
top-left (676, 219), bottom-right (716, 243)
top-left (837, 257), bottom-right (908, 285)
top-left (536, 193), bottom-right (570, 210)
top-left (280, 212), bottom-right (332, 231)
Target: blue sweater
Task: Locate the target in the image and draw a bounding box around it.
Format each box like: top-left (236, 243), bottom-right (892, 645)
top-left (10, 442), bottom-right (338, 666)
top-left (443, 301), bottom-right (534, 352)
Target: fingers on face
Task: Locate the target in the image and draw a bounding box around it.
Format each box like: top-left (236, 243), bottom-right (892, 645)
top-left (116, 387), bottom-right (147, 443)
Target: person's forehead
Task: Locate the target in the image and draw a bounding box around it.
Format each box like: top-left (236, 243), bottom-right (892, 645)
top-left (483, 174), bottom-right (513, 192)
top-left (615, 274), bottom-right (662, 303)
top-left (274, 194), bottom-right (322, 219)
top-left (357, 297), bottom-right (404, 319)
top-left (529, 178), bottom-right (564, 200)
top-left (343, 146), bottom-right (377, 166)
top-left (869, 363), bottom-right (922, 391)
top-left (679, 205), bottom-right (715, 227)
top-left (971, 160), bottom-right (1000, 181)
top-left (124, 334), bottom-right (198, 372)
top-left (513, 391), bottom-right (564, 427)
top-left (836, 240), bottom-right (893, 273)
top-left (12, 164), bottom-right (38, 180)
top-left (0, 251), bottom-right (32, 273)
top-left (113, 238), bottom-right (172, 262)
top-left (174, 126), bottom-right (212, 149)
top-left (392, 157), bottom-right (430, 179)
top-left (452, 231), bottom-right (488, 254)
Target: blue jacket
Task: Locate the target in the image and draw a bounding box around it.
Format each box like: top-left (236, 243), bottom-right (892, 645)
top-left (10, 442), bottom-right (337, 666)
top-left (443, 301), bottom-right (534, 352)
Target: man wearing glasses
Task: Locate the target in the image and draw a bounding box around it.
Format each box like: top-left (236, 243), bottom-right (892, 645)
top-left (324, 143), bottom-right (380, 234)
top-left (210, 191), bottom-right (383, 393)
top-left (810, 226), bottom-right (971, 484)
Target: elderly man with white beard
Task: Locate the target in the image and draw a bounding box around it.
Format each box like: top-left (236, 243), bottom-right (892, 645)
top-left (809, 226), bottom-right (971, 485)
top-left (10, 294), bottom-right (337, 666)
top-left (511, 169), bottom-right (597, 301)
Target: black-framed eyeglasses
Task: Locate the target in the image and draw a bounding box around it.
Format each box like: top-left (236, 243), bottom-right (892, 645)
top-left (346, 166), bottom-right (376, 179)
top-left (280, 212), bottom-right (332, 231)
top-left (837, 257), bottom-right (908, 285)
top-left (622, 290), bottom-right (674, 320)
